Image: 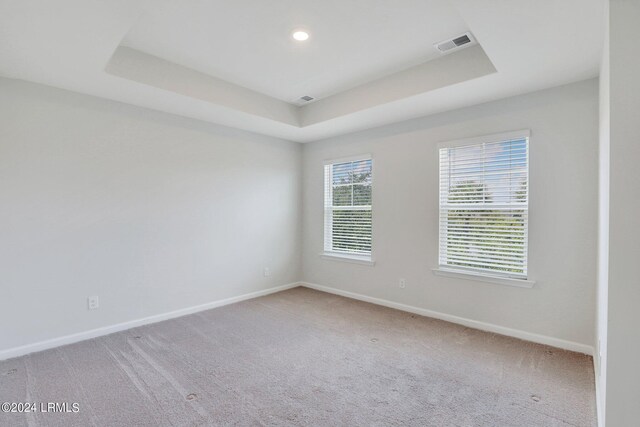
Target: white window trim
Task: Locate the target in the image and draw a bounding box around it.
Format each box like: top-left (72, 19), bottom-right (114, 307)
top-left (432, 267), bottom-right (535, 288)
top-left (322, 154), bottom-right (374, 262)
top-left (437, 129), bottom-right (531, 283)
top-left (320, 251), bottom-right (376, 266)
top-left (322, 154), bottom-right (373, 165)
top-left (437, 129), bottom-right (531, 149)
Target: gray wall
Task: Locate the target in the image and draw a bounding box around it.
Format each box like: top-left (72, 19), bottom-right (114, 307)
top-left (604, 1), bottom-right (640, 425)
top-left (596, 1), bottom-right (610, 424)
top-left (0, 76), bottom-right (601, 365)
top-left (302, 79), bottom-right (599, 348)
top-left (0, 78), bottom-right (302, 353)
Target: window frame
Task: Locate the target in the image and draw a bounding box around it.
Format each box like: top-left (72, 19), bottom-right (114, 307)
top-left (434, 130), bottom-right (534, 286)
top-left (322, 154), bottom-right (374, 265)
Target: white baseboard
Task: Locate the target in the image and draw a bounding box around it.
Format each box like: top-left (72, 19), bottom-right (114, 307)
top-left (301, 282), bottom-right (594, 355)
top-left (2, 281), bottom-right (594, 361)
top-left (0, 282), bottom-right (300, 361)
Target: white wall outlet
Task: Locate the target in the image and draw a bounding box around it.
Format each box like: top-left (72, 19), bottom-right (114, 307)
top-left (87, 296), bottom-right (99, 310)
top-left (263, 267), bottom-right (271, 277)
top-left (399, 279), bottom-right (406, 289)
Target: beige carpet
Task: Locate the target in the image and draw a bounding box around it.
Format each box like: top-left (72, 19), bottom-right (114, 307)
top-left (0, 287), bottom-right (596, 426)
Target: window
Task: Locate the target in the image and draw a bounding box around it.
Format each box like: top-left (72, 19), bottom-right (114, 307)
top-left (438, 131), bottom-right (529, 279)
top-left (324, 156), bottom-right (373, 261)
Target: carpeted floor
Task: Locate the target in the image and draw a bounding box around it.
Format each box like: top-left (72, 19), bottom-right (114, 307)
top-left (0, 287), bottom-right (596, 426)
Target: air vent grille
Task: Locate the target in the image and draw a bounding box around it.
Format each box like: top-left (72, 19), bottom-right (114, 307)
top-left (435, 32), bottom-right (475, 53)
top-left (300, 95), bottom-right (314, 102)
top-left (452, 35), bottom-right (471, 46)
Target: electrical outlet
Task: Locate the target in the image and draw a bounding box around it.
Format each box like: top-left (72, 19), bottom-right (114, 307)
top-left (399, 279), bottom-right (406, 289)
top-left (263, 267), bottom-right (271, 277)
top-left (87, 296), bottom-right (99, 310)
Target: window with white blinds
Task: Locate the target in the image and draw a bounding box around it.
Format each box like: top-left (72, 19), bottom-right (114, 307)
top-left (324, 157), bottom-right (372, 259)
top-left (439, 132), bottom-right (529, 279)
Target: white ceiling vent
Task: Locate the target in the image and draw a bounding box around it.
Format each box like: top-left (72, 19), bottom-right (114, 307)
top-left (295, 95), bottom-right (315, 105)
top-left (434, 32), bottom-right (476, 54)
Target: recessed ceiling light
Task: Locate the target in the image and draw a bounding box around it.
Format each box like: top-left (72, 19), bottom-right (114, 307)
top-left (292, 30), bottom-right (309, 41)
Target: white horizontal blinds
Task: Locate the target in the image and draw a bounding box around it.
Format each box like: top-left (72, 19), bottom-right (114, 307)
top-left (439, 137), bottom-right (529, 278)
top-left (324, 158), bottom-right (372, 256)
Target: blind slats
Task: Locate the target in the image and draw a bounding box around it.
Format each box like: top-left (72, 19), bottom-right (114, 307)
top-left (439, 137), bottom-right (529, 278)
top-left (324, 158), bottom-right (373, 257)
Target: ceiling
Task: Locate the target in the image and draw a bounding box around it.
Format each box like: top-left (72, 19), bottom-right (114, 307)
top-left (0, 0), bottom-right (605, 142)
top-left (123, 0), bottom-right (468, 103)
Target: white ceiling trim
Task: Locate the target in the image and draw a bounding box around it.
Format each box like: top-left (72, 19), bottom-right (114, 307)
top-left (106, 46), bottom-right (299, 126)
top-left (105, 44), bottom-right (496, 129)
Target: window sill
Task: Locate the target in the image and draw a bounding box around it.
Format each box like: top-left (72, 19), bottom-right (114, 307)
top-left (320, 252), bottom-right (375, 266)
top-left (432, 267), bottom-right (535, 288)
